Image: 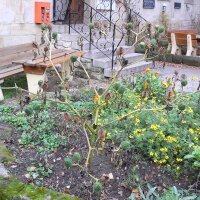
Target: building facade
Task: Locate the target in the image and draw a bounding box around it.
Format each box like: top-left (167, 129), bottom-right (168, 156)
top-left (0, 0), bottom-right (199, 48)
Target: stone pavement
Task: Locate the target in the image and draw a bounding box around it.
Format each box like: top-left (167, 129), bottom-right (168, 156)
top-left (153, 64), bottom-right (200, 92)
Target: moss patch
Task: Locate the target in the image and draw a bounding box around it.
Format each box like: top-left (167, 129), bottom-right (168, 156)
top-left (0, 177), bottom-right (79, 200)
top-left (0, 142), bottom-right (15, 163)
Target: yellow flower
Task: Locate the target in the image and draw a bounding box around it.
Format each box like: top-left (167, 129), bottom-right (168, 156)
top-left (160, 147), bottom-right (168, 152)
top-left (182, 120), bottom-right (186, 124)
top-left (161, 117), bottom-right (168, 123)
top-left (162, 81), bottom-right (168, 88)
top-left (149, 139), bottom-right (154, 143)
top-left (153, 159), bottom-right (158, 163)
top-left (152, 75), bottom-right (156, 80)
top-left (188, 107), bottom-right (193, 113)
top-left (136, 118), bottom-right (140, 125)
top-left (176, 158), bottom-right (183, 162)
top-left (150, 124), bottom-right (160, 131)
top-left (190, 76), bottom-right (198, 81)
top-left (149, 152), bottom-right (154, 156)
top-left (93, 95), bottom-right (100, 103)
top-left (165, 155), bottom-right (169, 159)
top-left (145, 68), bottom-right (151, 74)
top-left (189, 128), bottom-right (195, 134)
top-left (155, 71), bottom-right (160, 75)
top-left (144, 81), bottom-right (149, 89)
top-left (165, 136), bottom-right (177, 143)
top-left (101, 109), bottom-right (105, 113)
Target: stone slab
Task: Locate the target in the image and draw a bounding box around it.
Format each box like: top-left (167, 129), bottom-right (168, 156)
top-left (0, 123), bottom-right (13, 141)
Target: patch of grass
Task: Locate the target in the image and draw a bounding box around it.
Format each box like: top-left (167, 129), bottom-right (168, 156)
top-left (2, 75), bottom-right (27, 99)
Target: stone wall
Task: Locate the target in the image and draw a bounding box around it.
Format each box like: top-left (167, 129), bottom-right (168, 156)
top-left (0, 0), bottom-right (200, 48)
top-left (135, 0), bottom-right (199, 30)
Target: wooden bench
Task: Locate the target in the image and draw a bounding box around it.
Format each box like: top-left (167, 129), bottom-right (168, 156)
top-left (167, 29), bottom-right (198, 56)
top-left (0, 43), bottom-right (83, 100)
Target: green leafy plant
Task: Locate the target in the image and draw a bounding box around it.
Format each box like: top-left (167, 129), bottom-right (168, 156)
top-left (184, 147), bottom-right (200, 168)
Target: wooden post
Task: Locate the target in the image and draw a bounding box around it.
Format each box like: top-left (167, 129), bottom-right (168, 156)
top-left (23, 65), bottom-right (47, 95)
top-left (186, 34), bottom-right (196, 56)
top-left (62, 59), bottom-right (73, 81)
top-left (0, 80), bottom-right (4, 101)
top-left (171, 33), bottom-right (181, 55)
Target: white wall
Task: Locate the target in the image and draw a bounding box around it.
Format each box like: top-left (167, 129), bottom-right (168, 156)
top-left (0, 0), bottom-right (199, 48)
top-left (136, 0), bottom-right (199, 29)
top-left (0, 0), bottom-right (51, 48)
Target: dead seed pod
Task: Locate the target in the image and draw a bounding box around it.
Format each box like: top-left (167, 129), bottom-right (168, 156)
top-left (98, 129), bottom-right (106, 142)
top-left (64, 112), bottom-right (71, 121)
top-left (116, 47), bottom-right (125, 56)
top-left (94, 21), bottom-right (100, 29)
top-left (74, 116), bottom-right (79, 125)
top-left (181, 74), bottom-right (187, 80)
top-left (105, 92), bottom-right (112, 101)
top-left (174, 70), bottom-right (179, 76)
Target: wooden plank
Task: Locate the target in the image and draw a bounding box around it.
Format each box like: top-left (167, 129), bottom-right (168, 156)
top-left (24, 50), bottom-right (81, 67)
top-left (23, 65), bottom-right (46, 75)
top-left (0, 65), bottom-right (23, 75)
top-left (28, 49), bottom-right (77, 65)
top-left (0, 67), bottom-right (24, 79)
top-left (0, 43), bottom-right (33, 57)
top-left (168, 29), bottom-right (197, 34)
top-left (11, 49), bottom-right (66, 65)
top-left (0, 51), bottom-right (33, 67)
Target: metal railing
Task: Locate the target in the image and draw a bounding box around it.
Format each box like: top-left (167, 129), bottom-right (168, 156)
top-left (53, 0), bottom-right (150, 69)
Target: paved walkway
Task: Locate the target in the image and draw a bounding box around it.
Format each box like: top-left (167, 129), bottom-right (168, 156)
top-left (153, 64), bottom-right (200, 92)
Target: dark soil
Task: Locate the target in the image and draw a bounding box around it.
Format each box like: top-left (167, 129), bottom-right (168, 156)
top-left (3, 124), bottom-right (198, 200)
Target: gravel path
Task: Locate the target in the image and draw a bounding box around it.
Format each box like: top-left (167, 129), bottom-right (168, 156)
top-left (153, 63), bottom-right (200, 92)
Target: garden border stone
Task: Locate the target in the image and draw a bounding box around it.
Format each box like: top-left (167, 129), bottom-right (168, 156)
top-left (155, 53), bottom-right (200, 67)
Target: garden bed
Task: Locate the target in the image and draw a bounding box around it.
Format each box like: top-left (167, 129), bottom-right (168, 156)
top-left (0, 68), bottom-right (200, 199)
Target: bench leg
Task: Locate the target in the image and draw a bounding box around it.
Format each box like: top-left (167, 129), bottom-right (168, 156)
top-left (186, 34), bottom-right (196, 56)
top-left (0, 80), bottom-right (4, 101)
top-left (167, 43), bottom-right (171, 52)
top-left (62, 60), bottom-right (73, 81)
top-left (171, 33), bottom-right (181, 55)
top-left (26, 73), bottom-right (45, 95)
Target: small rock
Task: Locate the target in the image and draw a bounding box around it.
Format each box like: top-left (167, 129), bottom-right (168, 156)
top-left (25, 174), bottom-right (31, 179)
top-left (0, 164), bottom-right (9, 177)
top-left (11, 165), bottom-right (17, 168)
top-left (32, 173), bottom-right (39, 179)
top-left (118, 191), bottom-right (123, 196)
top-left (66, 185), bottom-right (71, 189)
top-left (108, 173), bottom-right (114, 180)
top-left (61, 171), bottom-right (65, 176)
top-left (57, 157), bottom-right (61, 161)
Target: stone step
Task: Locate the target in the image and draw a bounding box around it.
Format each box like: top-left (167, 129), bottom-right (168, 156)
top-left (93, 52), bottom-right (144, 69)
top-left (83, 45), bottom-right (135, 59)
top-left (104, 60), bottom-right (152, 78)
